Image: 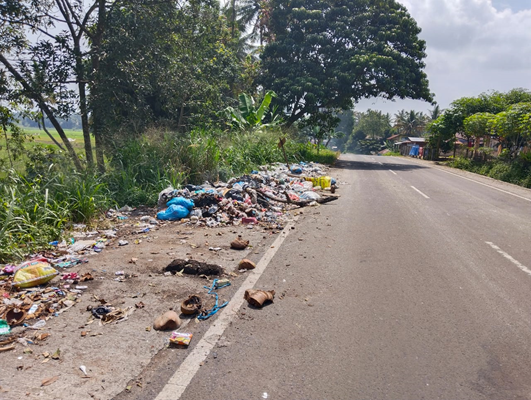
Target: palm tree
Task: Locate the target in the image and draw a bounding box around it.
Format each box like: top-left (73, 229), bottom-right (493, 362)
top-left (238, 0), bottom-right (269, 45)
top-left (393, 110), bottom-right (427, 137)
top-left (428, 104), bottom-right (441, 121)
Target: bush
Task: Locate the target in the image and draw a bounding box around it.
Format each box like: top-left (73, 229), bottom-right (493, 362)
top-left (291, 143), bottom-right (339, 164)
top-left (0, 171), bottom-right (69, 262)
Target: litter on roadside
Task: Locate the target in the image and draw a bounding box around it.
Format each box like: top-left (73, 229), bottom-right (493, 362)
top-left (169, 332), bottom-right (193, 346)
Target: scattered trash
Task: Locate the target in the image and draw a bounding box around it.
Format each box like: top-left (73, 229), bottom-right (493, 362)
top-left (153, 311), bottom-right (181, 331)
top-left (0, 319), bottom-right (10, 335)
top-left (244, 289), bottom-right (275, 308)
top-left (157, 205), bottom-right (190, 221)
top-left (165, 259), bottom-right (224, 276)
top-left (169, 332), bottom-right (193, 346)
top-left (180, 295), bottom-right (202, 315)
top-left (41, 376), bottom-right (59, 387)
top-left (3, 308), bottom-right (26, 326)
top-left (238, 259), bottom-right (256, 270)
top-left (91, 306), bottom-right (112, 319)
top-left (51, 348), bottom-right (61, 360)
top-left (79, 365), bottom-right (88, 376)
top-left (166, 197), bottom-right (194, 210)
top-left (198, 279), bottom-right (231, 320)
top-left (118, 240), bottom-right (129, 246)
top-left (27, 320), bottom-right (46, 330)
top-left (12, 260), bottom-right (58, 289)
top-left (230, 237), bottom-right (249, 250)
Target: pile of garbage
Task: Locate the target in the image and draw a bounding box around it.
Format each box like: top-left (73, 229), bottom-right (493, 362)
top-left (156, 162), bottom-right (338, 227)
top-left (0, 258), bottom-right (89, 346)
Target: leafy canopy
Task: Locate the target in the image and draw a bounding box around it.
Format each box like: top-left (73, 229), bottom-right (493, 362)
top-left (259, 0), bottom-right (433, 127)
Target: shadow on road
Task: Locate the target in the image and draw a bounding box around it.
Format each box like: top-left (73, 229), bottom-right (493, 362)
top-left (334, 158), bottom-right (427, 171)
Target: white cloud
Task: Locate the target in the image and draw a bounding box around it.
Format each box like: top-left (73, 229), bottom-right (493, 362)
top-left (356, 0), bottom-right (531, 115)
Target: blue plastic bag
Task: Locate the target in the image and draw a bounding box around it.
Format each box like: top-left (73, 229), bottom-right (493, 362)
top-left (166, 196), bottom-right (194, 210)
top-left (157, 205), bottom-right (190, 221)
top-left (290, 165), bottom-right (303, 174)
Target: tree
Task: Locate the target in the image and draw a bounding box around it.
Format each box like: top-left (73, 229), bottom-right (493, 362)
top-left (97, 0), bottom-right (239, 138)
top-left (489, 103), bottom-right (531, 159)
top-left (463, 112), bottom-right (495, 158)
top-left (393, 109), bottom-right (427, 136)
top-left (224, 90), bottom-right (281, 132)
top-left (259, 0), bottom-right (432, 130)
top-left (358, 110), bottom-right (393, 139)
top-left (238, 0), bottom-right (269, 45)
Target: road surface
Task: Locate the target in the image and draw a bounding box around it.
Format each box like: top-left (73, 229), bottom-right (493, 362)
top-left (120, 154), bottom-right (531, 400)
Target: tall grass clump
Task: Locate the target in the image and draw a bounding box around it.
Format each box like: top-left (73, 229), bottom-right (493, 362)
top-left (0, 171), bottom-right (69, 262)
top-left (106, 131), bottom-right (186, 206)
top-left (221, 130), bottom-right (286, 176)
top-left (51, 172), bottom-right (113, 223)
top-left (291, 142), bottom-right (339, 165)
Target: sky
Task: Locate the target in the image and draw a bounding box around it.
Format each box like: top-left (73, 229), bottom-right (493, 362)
top-left (355, 0), bottom-right (531, 117)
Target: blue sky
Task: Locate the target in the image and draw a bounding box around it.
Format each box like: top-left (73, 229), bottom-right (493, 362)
top-left (356, 0), bottom-right (531, 117)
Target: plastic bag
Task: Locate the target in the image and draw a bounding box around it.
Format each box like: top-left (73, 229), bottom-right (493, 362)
top-left (157, 204), bottom-right (190, 221)
top-left (169, 332), bottom-right (193, 346)
top-left (12, 261), bottom-right (58, 288)
top-left (290, 165), bottom-right (303, 174)
top-left (166, 196), bottom-right (194, 210)
top-left (300, 191), bottom-right (321, 201)
top-left (0, 319), bottom-right (10, 335)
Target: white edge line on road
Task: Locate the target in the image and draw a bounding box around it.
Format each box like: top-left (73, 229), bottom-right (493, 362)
top-left (155, 219), bottom-right (297, 400)
top-left (432, 165), bottom-right (531, 202)
top-left (486, 242), bottom-right (531, 277)
top-left (389, 170), bottom-right (397, 175)
top-left (411, 186), bottom-right (430, 199)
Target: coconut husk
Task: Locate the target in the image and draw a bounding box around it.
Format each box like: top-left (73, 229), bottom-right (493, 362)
top-left (180, 295), bottom-right (202, 315)
top-left (244, 289), bottom-right (275, 308)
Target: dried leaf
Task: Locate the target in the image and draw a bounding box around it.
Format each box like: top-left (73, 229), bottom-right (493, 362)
top-left (41, 376), bottom-right (59, 387)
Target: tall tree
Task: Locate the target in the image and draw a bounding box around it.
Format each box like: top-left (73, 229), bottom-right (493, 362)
top-left (259, 0), bottom-right (432, 130)
top-left (393, 109), bottom-right (427, 136)
top-left (98, 0), bottom-right (239, 138)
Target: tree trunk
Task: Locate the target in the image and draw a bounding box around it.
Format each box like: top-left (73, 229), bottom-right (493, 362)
top-left (90, 0), bottom-right (107, 173)
top-left (75, 38), bottom-right (94, 168)
top-left (0, 53), bottom-right (83, 171)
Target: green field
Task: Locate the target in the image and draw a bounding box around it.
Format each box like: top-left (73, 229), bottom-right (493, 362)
top-left (1, 127), bottom-right (95, 174)
top-left (22, 127), bottom-right (93, 150)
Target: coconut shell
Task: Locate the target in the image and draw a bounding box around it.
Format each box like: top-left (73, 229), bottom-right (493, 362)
top-left (230, 238), bottom-right (249, 250)
top-left (181, 295), bottom-right (202, 315)
top-left (153, 311), bottom-right (181, 331)
top-left (244, 289), bottom-right (275, 308)
top-left (238, 259), bottom-right (256, 270)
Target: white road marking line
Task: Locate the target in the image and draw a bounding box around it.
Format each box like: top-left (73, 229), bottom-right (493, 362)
top-left (411, 186), bottom-right (430, 199)
top-left (155, 219), bottom-right (297, 400)
top-left (389, 170), bottom-right (397, 175)
top-left (433, 166), bottom-right (531, 202)
top-left (486, 242), bottom-right (531, 277)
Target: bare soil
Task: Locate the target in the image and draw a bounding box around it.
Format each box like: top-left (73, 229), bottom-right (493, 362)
top-left (0, 210), bottom-right (296, 400)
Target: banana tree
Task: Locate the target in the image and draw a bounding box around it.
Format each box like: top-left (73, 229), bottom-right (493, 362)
top-left (224, 90), bottom-right (282, 132)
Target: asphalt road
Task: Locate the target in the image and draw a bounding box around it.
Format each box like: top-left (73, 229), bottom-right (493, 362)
top-left (136, 154), bottom-right (531, 400)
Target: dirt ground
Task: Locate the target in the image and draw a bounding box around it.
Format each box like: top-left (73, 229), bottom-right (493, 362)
top-left (0, 208), bottom-right (301, 400)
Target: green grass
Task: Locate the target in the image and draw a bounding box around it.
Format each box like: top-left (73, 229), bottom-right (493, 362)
top-left (22, 127), bottom-right (92, 149)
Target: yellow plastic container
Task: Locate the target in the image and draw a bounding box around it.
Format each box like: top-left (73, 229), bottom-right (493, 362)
top-left (305, 176), bottom-right (332, 189)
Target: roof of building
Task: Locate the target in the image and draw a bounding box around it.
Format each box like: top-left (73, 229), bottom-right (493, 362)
top-left (408, 137), bottom-right (426, 143)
